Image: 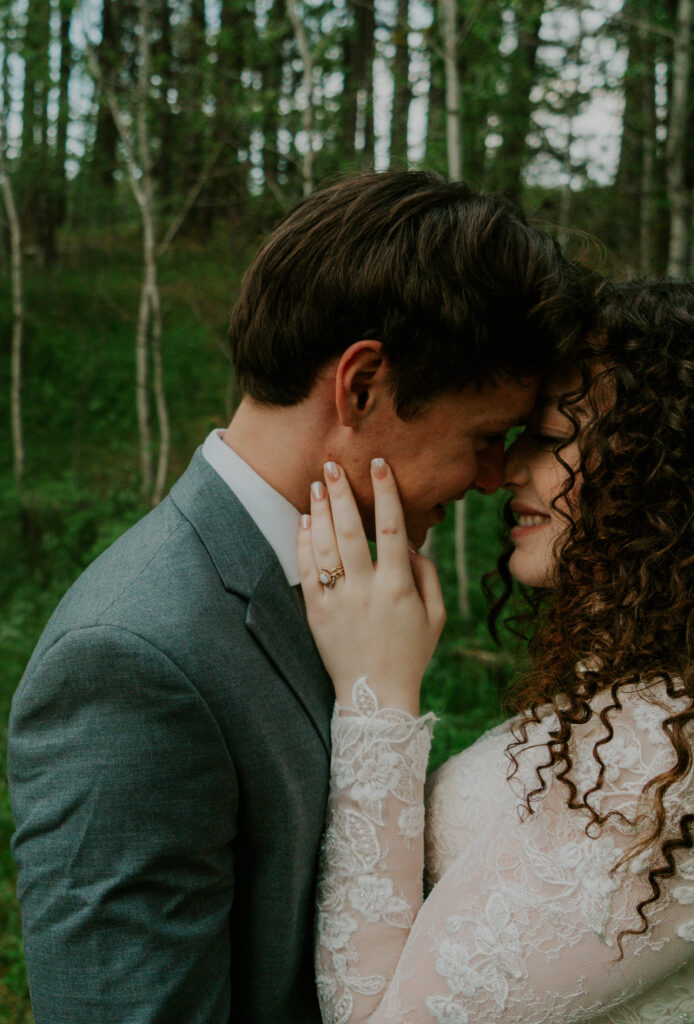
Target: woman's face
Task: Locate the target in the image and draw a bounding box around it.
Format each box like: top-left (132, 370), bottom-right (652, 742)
top-left (503, 371), bottom-right (588, 588)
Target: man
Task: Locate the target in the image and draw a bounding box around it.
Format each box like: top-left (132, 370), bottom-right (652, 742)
top-left (8, 171), bottom-right (591, 1023)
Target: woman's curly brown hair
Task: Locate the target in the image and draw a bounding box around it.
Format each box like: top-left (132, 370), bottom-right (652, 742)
top-left (484, 280), bottom-right (694, 954)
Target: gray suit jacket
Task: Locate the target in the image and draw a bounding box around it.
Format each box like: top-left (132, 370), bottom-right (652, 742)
top-left (8, 449), bottom-right (334, 1023)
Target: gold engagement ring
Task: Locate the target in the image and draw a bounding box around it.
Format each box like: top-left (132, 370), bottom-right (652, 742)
top-left (318, 566), bottom-right (345, 589)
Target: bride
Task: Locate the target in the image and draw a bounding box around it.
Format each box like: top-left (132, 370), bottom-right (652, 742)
top-left (297, 281), bottom-right (694, 1024)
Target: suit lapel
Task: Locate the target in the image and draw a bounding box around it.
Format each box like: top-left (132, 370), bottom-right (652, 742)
top-left (245, 563), bottom-right (334, 754)
top-left (170, 449), bottom-right (334, 754)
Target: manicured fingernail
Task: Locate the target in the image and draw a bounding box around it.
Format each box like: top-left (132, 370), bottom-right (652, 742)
top-left (300, 514), bottom-right (311, 530)
top-left (371, 457), bottom-right (387, 479)
top-left (324, 461), bottom-right (340, 482)
top-left (311, 481), bottom-right (326, 500)
top-left (408, 543), bottom-right (419, 554)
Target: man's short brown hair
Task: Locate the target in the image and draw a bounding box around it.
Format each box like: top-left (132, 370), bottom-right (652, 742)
top-left (229, 171), bottom-right (593, 418)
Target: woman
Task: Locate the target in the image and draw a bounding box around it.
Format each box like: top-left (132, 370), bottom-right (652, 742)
top-left (298, 281), bottom-right (694, 1023)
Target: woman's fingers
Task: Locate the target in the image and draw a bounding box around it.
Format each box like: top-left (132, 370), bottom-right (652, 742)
top-left (298, 460), bottom-right (442, 712)
top-left (410, 552), bottom-right (446, 631)
top-left (306, 464), bottom-right (372, 595)
top-left (322, 462), bottom-right (372, 578)
top-left (371, 458), bottom-right (412, 587)
top-left (297, 514), bottom-right (322, 602)
top-left (309, 478), bottom-right (342, 581)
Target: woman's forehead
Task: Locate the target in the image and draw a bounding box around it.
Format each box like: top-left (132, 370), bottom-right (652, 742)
top-left (539, 362), bottom-right (612, 417)
top-left (539, 367), bottom-right (583, 405)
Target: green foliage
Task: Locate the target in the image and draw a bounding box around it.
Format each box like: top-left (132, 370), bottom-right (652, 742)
top-left (422, 490), bottom-right (518, 771)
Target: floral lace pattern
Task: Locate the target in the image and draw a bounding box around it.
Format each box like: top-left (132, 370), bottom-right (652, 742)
top-left (315, 679), bottom-right (694, 1023)
top-left (315, 678), bottom-right (435, 1023)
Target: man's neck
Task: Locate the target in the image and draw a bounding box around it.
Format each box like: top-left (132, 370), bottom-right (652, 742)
top-left (222, 398), bottom-right (332, 514)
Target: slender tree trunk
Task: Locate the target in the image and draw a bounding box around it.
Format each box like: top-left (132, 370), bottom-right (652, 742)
top-left (558, 180), bottom-right (572, 249)
top-left (263, 0), bottom-right (291, 193)
top-left (0, 8), bottom-right (23, 488)
top-left (150, 261), bottom-right (169, 506)
top-left (390, 0), bottom-right (410, 166)
top-left (22, 0), bottom-right (50, 156)
top-left (186, 0), bottom-right (214, 230)
top-left (496, 1), bottom-right (544, 205)
top-left (92, 0), bottom-right (119, 198)
top-left (155, 0), bottom-right (175, 206)
top-left (21, 0), bottom-right (52, 261)
top-left (135, 279), bottom-right (153, 498)
top-left (557, 11), bottom-right (584, 251)
top-left (440, 0), bottom-right (469, 615)
top-left (640, 33), bottom-right (657, 274)
top-left (440, 0), bottom-right (461, 179)
top-left (88, 2), bottom-right (166, 502)
top-left (616, 0), bottom-right (647, 267)
top-left (137, 0), bottom-right (169, 503)
top-left (424, 5), bottom-right (446, 172)
top-left (51, 0), bottom-right (73, 245)
top-left (213, 0), bottom-right (248, 211)
top-left (1, 130), bottom-right (25, 489)
top-left (343, 0), bottom-right (376, 164)
top-left (666, 0), bottom-right (693, 276)
top-left (86, 0), bottom-right (224, 503)
top-left (287, 0), bottom-right (314, 195)
top-left (454, 502), bottom-right (470, 619)
top-left (362, 2), bottom-right (377, 164)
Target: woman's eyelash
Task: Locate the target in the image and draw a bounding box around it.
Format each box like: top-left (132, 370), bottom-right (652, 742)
top-left (534, 433), bottom-right (567, 447)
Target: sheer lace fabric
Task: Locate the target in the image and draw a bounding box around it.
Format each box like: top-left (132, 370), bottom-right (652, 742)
top-left (315, 679), bottom-right (694, 1024)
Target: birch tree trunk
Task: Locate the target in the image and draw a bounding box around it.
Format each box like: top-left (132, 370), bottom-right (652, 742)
top-left (666, 0), bottom-right (693, 277)
top-left (135, 274), bottom-right (153, 499)
top-left (135, 0), bottom-right (157, 500)
top-left (1, 140), bottom-right (24, 490)
top-left (439, 0), bottom-right (470, 616)
top-left (440, 0), bottom-right (461, 180)
top-left (83, 0), bottom-right (231, 504)
top-left (639, 30), bottom-right (656, 276)
top-left (137, 0), bottom-right (170, 505)
top-left (150, 265), bottom-right (169, 506)
top-left (287, 0), bottom-right (314, 196)
top-left (86, 2), bottom-right (165, 503)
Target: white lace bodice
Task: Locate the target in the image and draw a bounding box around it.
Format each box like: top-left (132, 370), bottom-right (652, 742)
top-left (315, 679), bottom-right (694, 1023)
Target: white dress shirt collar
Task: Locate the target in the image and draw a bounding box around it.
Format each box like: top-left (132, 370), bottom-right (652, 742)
top-left (202, 429), bottom-right (301, 586)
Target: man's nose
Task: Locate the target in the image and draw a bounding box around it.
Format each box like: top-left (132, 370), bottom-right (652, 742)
top-left (473, 443), bottom-right (505, 495)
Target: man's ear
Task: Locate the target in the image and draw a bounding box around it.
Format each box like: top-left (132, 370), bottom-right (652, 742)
top-left (335, 340), bottom-right (386, 427)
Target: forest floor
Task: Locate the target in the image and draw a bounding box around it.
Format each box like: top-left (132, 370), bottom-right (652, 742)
top-left (0, 233), bottom-right (520, 1022)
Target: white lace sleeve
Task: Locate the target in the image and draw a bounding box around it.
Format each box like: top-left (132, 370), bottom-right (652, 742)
top-left (315, 677), bottom-right (436, 1023)
top-left (315, 678), bottom-right (694, 1024)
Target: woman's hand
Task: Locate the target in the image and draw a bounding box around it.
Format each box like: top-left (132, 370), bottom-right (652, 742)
top-left (297, 458), bottom-right (445, 715)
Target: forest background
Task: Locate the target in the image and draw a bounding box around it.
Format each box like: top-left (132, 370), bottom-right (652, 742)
top-left (1, 0), bottom-right (693, 1018)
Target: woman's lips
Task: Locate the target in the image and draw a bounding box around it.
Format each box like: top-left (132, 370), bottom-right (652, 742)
top-left (510, 511), bottom-right (551, 539)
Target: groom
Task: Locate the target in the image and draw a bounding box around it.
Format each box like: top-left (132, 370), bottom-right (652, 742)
top-left (8, 171), bottom-right (590, 1023)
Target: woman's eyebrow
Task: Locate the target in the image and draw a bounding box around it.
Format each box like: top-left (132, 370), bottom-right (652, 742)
top-left (538, 392), bottom-right (589, 413)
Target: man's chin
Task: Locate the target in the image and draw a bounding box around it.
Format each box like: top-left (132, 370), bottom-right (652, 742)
top-left (407, 525), bottom-right (429, 551)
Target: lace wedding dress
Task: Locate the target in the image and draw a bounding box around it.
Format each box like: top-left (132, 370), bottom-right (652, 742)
top-left (315, 678), bottom-right (694, 1023)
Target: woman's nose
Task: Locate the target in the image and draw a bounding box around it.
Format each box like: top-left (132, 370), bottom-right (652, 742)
top-left (502, 437), bottom-right (530, 491)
